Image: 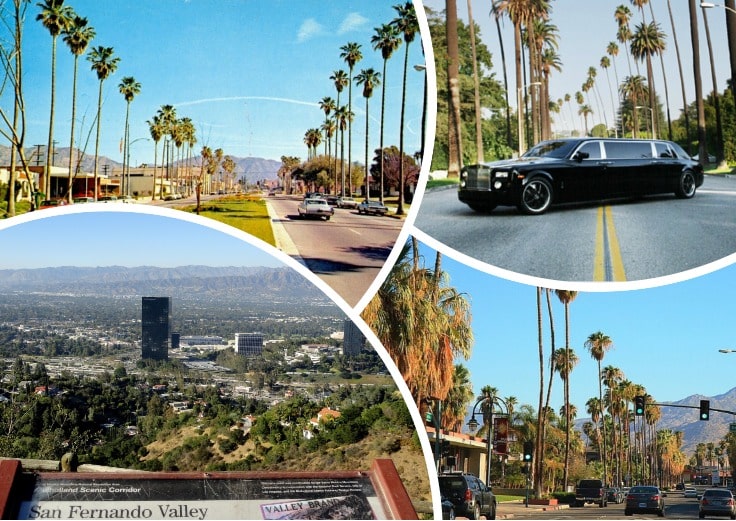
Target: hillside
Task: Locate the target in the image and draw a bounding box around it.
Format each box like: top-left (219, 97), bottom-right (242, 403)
top-left (0, 145), bottom-right (281, 182)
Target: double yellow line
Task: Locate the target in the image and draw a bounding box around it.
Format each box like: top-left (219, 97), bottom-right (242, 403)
top-left (593, 205), bottom-right (627, 282)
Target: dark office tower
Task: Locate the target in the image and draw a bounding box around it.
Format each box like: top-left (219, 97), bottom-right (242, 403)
top-left (141, 297), bottom-right (171, 361)
top-left (171, 332), bottom-right (180, 350)
top-left (343, 320), bottom-right (366, 357)
top-left (235, 333), bottom-right (264, 357)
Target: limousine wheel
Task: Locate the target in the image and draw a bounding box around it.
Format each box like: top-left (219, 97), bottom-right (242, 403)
top-left (519, 177), bottom-right (553, 215)
top-left (675, 170), bottom-right (697, 199)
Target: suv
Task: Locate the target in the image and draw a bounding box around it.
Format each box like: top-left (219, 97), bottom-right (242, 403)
top-left (438, 472), bottom-right (496, 520)
top-left (458, 137), bottom-right (704, 215)
top-left (575, 478), bottom-right (607, 508)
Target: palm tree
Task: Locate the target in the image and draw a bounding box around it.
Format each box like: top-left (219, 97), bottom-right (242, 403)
top-left (118, 76), bottom-right (141, 198)
top-left (156, 104), bottom-right (177, 197)
top-left (62, 14), bottom-right (95, 202)
top-left (555, 289), bottom-right (577, 489)
top-left (330, 70), bottom-right (349, 192)
top-left (339, 42), bottom-right (362, 196)
top-left (553, 346), bottom-right (579, 489)
top-left (666, 0), bottom-right (691, 153)
top-left (578, 104), bottom-right (593, 135)
top-left (600, 56), bottom-right (617, 137)
top-left (334, 105), bottom-right (352, 197)
top-left (445, 0), bottom-right (463, 179)
top-left (318, 96), bottom-right (336, 158)
top-left (702, 6), bottom-right (725, 165)
top-left (371, 23), bottom-right (401, 203)
top-left (355, 68), bottom-right (381, 202)
top-left (146, 115), bottom-right (165, 200)
top-left (630, 21), bottom-right (666, 139)
top-left (37, 0), bottom-right (74, 198)
top-left (689, 0), bottom-right (708, 167)
top-left (585, 332), bottom-right (614, 484)
top-left (442, 364), bottom-right (475, 432)
top-left (87, 45), bottom-right (120, 201)
top-left (391, 1), bottom-right (418, 215)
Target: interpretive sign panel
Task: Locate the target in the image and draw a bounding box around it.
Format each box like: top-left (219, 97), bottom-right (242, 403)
top-left (1, 459), bottom-right (417, 520)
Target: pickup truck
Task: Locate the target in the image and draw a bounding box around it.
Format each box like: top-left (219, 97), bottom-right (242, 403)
top-left (574, 479), bottom-right (607, 507)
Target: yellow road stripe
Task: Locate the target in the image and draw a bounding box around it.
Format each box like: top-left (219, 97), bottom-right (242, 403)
top-left (593, 205), bottom-right (627, 282)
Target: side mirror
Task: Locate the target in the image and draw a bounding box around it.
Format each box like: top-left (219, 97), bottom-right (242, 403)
top-left (573, 151), bottom-right (589, 162)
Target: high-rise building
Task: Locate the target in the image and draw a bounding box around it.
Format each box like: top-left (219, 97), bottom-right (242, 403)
top-left (141, 297), bottom-right (171, 361)
top-left (343, 320), bottom-right (366, 356)
top-left (235, 333), bottom-right (263, 357)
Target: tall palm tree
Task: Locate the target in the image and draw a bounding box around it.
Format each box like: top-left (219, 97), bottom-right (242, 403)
top-left (318, 96), bottom-right (337, 159)
top-left (37, 0), bottom-right (74, 198)
top-left (87, 45), bottom-right (120, 201)
top-left (445, 0), bottom-right (462, 180)
top-left (665, 0), bottom-right (691, 153)
top-left (391, 1), bottom-right (418, 215)
top-left (442, 364), bottom-right (475, 432)
top-left (146, 115), bottom-right (165, 200)
top-left (118, 76), bottom-right (141, 198)
top-left (371, 23), bottom-right (401, 203)
top-left (702, 6), bottom-right (725, 165)
top-left (600, 56), bottom-right (617, 137)
top-left (334, 105), bottom-right (352, 197)
top-left (330, 70), bottom-right (349, 193)
top-left (339, 42), bottom-right (362, 196)
top-left (62, 14), bottom-right (94, 202)
top-left (355, 68), bottom-right (381, 202)
top-left (585, 332), bottom-right (614, 484)
top-left (553, 346), bottom-right (579, 489)
top-left (156, 104), bottom-right (177, 197)
top-left (555, 289), bottom-right (577, 489)
top-left (689, 0), bottom-right (708, 167)
top-left (630, 21), bottom-right (666, 139)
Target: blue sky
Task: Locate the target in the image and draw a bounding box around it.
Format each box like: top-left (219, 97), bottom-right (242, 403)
top-left (19, 0), bottom-right (427, 167)
top-left (422, 0), bottom-right (731, 137)
top-left (412, 236), bottom-right (736, 420)
top-left (0, 207), bottom-right (287, 269)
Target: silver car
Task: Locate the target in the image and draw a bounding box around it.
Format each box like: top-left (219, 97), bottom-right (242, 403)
top-left (297, 198), bottom-right (334, 220)
top-left (699, 488), bottom-right (736, 519)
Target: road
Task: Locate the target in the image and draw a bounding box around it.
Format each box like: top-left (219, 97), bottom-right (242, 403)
top-left (497, 490), bottom-right (701, 519)
top-left (415, 175), bottom-right (736, 283)
top-left (266, 195), bottom-right (404, 307)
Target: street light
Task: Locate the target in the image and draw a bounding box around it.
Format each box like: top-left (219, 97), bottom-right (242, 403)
top-left (701, 2), bottom-right (736, 15)
top-left (467, 391), bottom-right (508, 487)
top-left (517, 82), bottom-right (541, 157)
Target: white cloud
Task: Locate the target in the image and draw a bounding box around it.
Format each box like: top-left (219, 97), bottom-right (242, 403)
top-left (297, 18), bottom-right (324, 42)
top-left (338, 12), bottom-right (369, 34)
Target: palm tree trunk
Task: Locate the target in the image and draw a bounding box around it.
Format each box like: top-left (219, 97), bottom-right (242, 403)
top-left (702, 7), bottom-right (725, 165)
top-left (689, 0), bottom-right (708, 166)
top-left (467, 0), bottom-right (483, 163)
top-left (667, 0), bottom-right (692, 154)
top-left (67, 56), bottom-right (79, 203)
top-left (446, 0), bottom-right (463, 179)
top-left (535, 287), bottom-right (544, 498)
top-left (44, 36), bottom-right (59, 198)
top-left (599, 362), bottom-right (608, 485)
top-left (93, 80), bottom-right (103, 201)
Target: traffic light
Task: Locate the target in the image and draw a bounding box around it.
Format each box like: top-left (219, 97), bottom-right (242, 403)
top-left (635, 395), bottom-right (646, 416)
top-left (441, 439), bottom-right (451, 456)
top-left (523, 441), bottom-right (534, 462)
top-left (700, 399), bottom-right (710, 421)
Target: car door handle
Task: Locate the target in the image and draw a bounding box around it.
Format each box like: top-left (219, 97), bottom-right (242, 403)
top-left (597, 161), bottom-right (613, 166)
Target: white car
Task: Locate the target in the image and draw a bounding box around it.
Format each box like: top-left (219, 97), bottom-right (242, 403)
top-left (684, 487), bottom-right (698, 498)
top-left (297, 198), bottom-right (334, 220)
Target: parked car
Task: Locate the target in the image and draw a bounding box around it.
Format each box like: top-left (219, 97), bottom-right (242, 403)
top-left (297, 198), bottom-right (334, 220)
top-left (98, 195), bottom-right (118, 202)
top-left (73, 197), bottom-right (94, 204)
top-left (325, 195), bottom-right (339, 206)
top-left (337, 196), bottom-right (358, 209)
top-left (357, 200), bottom-right (389, 216)
top-left (458, 138), bottom-right (704, 215)
top-left (624, 485), bottom-right (666, 517)
top-left (438, 472), bottom-right (496, 520)
top-left (575, 479), bottom-right (607, 507)
top-left (607, 487), bottom-right (625, 504)
top-left (685, 487), bottom-right (699, 498)
top-left (699, 488), bottom-right (736, 519)
top-left (38, 199), bottom-right (67, 209)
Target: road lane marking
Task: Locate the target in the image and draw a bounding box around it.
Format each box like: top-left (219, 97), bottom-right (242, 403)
top-left (594, 205), bottom-right (627, 282)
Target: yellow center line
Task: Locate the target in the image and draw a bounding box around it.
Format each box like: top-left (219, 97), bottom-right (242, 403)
top-left (593, 205), bottom-right (627, 282)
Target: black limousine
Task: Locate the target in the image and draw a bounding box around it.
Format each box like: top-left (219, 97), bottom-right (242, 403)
top-left (458, 138), bottom-right (704, 215)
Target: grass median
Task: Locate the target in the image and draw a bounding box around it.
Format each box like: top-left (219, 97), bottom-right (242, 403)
top-left (179, 194), bottom-right (276, 246)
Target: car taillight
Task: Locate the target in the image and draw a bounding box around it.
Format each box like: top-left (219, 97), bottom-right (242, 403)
top-left (702, 499), bottom-right (709, 506)
top-left (729, 499), bottom-right (734, 506)
top-left (651, 495), bottom-right (660, 501)
top-left (465, 489), bottom-right (472, 502)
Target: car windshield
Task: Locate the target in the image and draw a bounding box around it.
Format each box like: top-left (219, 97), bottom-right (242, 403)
top-left (523, 140), bottom-right (579, 159)
top-left (629, 487), bottom-right (657, 494)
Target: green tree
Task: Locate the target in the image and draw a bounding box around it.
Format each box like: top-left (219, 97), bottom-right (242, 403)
top-left (585, 331), bottom-right (614, 485)
top-left (354, 68), bottom-right (381, 201)
top-left (36, 0), bottom-right (74, 197)
top-left (118, 76), bottom-right (141, 198)
top-left (62, 14), bottom-right (95, 202)
top-left (390, 2), bottom-right (418, 215)
top-left (630, 21), bottom-right (667, 138)
top-left (87, 46), bottom-right (120, 200)
top-left (339, 42), bottom-right (362, 196)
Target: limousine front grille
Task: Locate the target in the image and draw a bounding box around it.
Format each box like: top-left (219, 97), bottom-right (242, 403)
top-left (462, 164), bottom-right (492, 190)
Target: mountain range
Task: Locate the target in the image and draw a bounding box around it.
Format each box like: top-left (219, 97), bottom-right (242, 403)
top-left (0, 145), bottom-right (281, 182)
top-left (0, 265), bottom-right (325, 302)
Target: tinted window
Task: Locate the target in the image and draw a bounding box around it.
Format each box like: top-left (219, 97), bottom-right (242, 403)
top-left (604, 141), bottom-right (653, 159)
top-left (439, 477), bottom-right (466, 493)
top-left (704, 490), bottom-right (732, 498)
top-left (523, 140), bottom-right (579, 159)
top-left (576, 141), bottom-right (602, 160)
top-left (579, 480), bottom-right (603, 488)
top-left (654, 142), bottom-right (675, 158)
top-left (670, 142), bottom-right (692, 159)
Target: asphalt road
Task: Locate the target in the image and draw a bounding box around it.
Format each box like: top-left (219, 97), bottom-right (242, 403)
top-left (415, 175), bottom-right (736, 284)
top-left (266, 195), bottom-right (404, 307)
top-left (498, 491), bottom-right (702, 519)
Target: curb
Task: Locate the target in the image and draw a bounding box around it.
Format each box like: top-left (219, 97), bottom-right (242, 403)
top-left (264, 200), bottom-right (306, 267)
